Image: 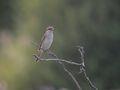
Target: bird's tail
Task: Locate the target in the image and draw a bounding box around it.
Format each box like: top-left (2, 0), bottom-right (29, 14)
top-left (37, 49), bottom-right (44, 58)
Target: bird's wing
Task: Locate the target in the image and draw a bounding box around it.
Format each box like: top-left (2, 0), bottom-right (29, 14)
top-left (38, 31), bottom-right (46, 50)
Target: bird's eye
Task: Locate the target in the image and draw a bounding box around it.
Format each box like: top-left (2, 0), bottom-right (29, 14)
top-left (48, 28), bottom-right (52, 30)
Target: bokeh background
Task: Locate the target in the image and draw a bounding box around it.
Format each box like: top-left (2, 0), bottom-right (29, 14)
top-left (0, 0), bottom-right (120, 90)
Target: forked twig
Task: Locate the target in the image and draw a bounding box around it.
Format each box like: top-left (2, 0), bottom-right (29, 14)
top-left (77, 46), bottom-right (98, 90)
top-left (33, 46), bottom-right (98, 90)
top-left (47, 51), bottom-right (82, 90)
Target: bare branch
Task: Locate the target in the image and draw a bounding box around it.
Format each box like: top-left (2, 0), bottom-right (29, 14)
top-left (62, 64), bottom-right (82, 90)
top-left (33, 46), bottom-right (98, 90)
top-left (77, 46), bottom-right (98, 90)
top-left (83, 70), bottom-right (98, 90)
top-left (33, 55), bottom-right (82, 66)
top-left (77, 46), bottom-right (85, 67)
top-left (34, 51), bottom-right (82, 90)
top-left (46, 51), bottom-right (82, 90)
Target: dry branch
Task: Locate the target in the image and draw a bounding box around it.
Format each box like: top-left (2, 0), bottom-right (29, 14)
top-left (33, 55), bottom-right (81, 66)
top-left (33, 46), bottom-right (98, 90)
top-left (77, 46), bottom-right (98, 90)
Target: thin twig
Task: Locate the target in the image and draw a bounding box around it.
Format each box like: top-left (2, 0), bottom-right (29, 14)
top-left (33, 56), bottom-right (82, 66)
top-left (77, 46), bottom-right (98, 90)
top-left (62, 64), bottom-right (82, 90)
top-left (83, 70), bottom-right (98, 90)
top-left (77, 46), bottom-right (85, 67)
top-left (47, 51), bottom-right (82, 90)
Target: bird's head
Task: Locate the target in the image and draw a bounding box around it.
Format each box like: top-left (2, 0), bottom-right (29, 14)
top-left (47, 26), bottom-right (54, 31)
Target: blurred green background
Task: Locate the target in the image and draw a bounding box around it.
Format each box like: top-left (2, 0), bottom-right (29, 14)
top-left (0, 0), bottom-right (120, 90)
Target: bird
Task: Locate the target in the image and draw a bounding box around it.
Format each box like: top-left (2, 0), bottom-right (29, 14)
top-left (35, 26), bottom-right (54, 62)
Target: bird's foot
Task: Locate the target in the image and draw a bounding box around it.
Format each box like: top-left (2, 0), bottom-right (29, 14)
top-left (33, 54), bottom-right (41, 62)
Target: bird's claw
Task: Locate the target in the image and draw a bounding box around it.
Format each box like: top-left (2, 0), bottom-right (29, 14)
top-left (33, 54), bottom-right (40, 62)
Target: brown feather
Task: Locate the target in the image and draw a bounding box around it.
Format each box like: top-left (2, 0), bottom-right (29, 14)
top-left (38, 31), bottom-right (46, 50)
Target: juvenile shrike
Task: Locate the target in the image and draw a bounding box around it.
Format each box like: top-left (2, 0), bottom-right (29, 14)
top-left (36, 26), bottom-right (54, 61)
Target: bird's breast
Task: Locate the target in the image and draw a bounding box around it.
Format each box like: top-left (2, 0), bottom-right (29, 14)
top-left (41, 31), bottom-right (53, 50)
